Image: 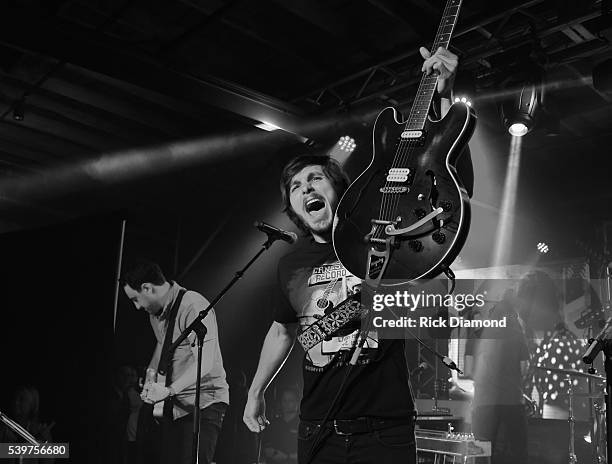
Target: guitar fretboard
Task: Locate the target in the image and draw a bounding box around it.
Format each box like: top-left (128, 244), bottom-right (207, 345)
top-left (405, 0), bottom-right (462, 132)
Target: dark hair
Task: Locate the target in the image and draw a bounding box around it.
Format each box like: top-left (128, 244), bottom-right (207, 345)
top-left (280, 154), bottom-right (350, 232)
top-left (121, 260), bottom-right (167, 290)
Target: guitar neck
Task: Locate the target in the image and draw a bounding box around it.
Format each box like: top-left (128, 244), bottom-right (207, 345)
top-left (321, 277), bottom-right (339, 300)
top-left (406, 0), bottom-right (463, 132)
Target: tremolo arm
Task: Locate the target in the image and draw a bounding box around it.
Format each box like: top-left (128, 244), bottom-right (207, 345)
top-left (385, 207), bottom-right (444, 236)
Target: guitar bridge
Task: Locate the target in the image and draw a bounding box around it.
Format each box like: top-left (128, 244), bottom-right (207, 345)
top-left (364, 218), bottom-right (398, 244)
top-left (369, 237), bottom-right (387, 245)
top-left (371, 219), bottom-right (397, 226)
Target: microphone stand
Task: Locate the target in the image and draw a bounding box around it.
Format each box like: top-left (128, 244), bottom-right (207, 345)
top-left (582, 317), bottom-right (612, 364)
top-left (582, 316), bottom-right (612, 463)
top-left (162, 235), bottom-right (281, 464)
top-left (603, 340), bottom-right (612, 464)
top-left (0, 411), bottom-right (39, 445)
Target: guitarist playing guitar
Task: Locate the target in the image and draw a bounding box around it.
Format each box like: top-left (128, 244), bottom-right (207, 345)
top-left (243, 11), bottom-right (475, 461)
top-left (122, 260), bottom-right (229, 464)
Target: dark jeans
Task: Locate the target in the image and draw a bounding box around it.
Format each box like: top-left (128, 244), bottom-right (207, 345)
top-left (160, 402), bottom-right (227, 464)
top-left (297, 421), bottom-right (416, 464)
top-left (472, 405), bottom-right (528, 464)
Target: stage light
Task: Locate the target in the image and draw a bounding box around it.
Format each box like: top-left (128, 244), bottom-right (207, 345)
top-left (537, 242), bottom-right (549, 254)
top-left (255, 121), bottom-right (281, 131)
top-left (508, 123), bottom-right (528, 137)
top-left (500, 77), bottom-right (541, 136)
top-left (452, 71), bottom-right (475, 108)
top-left (337, 135), bottom-right (356, 153)
top-left (327, 135), bottom-right (357, 165)
top-left (454, 95), bottom-right (472, 107)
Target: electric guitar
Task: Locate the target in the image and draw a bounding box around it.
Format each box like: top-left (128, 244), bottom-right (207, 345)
top-left (152, 377), bottom-right (166, 418)
top-left (138, 375), bottom-right (168, 418)
top-left (332, 0), bottom-right (475, 286)
top-left (312, 277), bottom-right (340, 312)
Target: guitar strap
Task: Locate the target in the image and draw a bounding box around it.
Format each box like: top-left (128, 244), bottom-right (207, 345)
top-left (297, 292), bottom-right (364, 351)
top-left (303, 248), bottom-right (393, 463)
top-left (158, 288), bottom-right (187, 420)
top-left (296, 240), bottom-right (394, 351)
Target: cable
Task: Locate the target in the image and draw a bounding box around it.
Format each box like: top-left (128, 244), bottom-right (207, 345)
top-left (255, 432), bottom-right (262, 464)
top-left (302, 306), bottom-right (377, 464)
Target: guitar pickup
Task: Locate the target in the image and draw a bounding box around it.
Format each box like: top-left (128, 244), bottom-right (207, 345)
top-left (386, 168), bottom-right (411, 183)
top-left (380, 186), bottom-right (408, 194)
top-left (399, 130), bottom-right (426, 146)
top-left (385, 167), bottom-right (415, 184)
top-left (400, 130), bottom-right (422, 138)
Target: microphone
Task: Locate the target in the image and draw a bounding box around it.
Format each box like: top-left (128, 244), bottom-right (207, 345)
top-left (254, 221), bottom-right (298, 244)
top-left (441, 356), bottom-right (463, 375)
top-left (582, 316), bottom-right (612, 364)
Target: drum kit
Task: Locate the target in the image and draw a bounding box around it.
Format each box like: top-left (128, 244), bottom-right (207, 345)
top-left (536, 364), bottom-right (607, 464)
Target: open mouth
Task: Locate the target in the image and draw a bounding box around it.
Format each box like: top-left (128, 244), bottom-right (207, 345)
top-left (305, 198), bottom-right (325, 214)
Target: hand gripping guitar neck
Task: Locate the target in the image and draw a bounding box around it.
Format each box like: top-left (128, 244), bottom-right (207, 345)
top-left (332, 0), bottom-right (474, 287)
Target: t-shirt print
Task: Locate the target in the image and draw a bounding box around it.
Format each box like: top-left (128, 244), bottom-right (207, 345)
top-left (293, 258), bottom-right (379, 368)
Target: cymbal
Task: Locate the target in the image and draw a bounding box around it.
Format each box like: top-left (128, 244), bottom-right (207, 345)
top-left (535, 365), bottom-right (606, 381)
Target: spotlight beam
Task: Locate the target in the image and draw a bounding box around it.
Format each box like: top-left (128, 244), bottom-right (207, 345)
top-left (0, 130), bottom-right (279, 204)
top-left (492, 135), bottom-right (522, 267)
top-left (0, 107), bottom-right (381, 208)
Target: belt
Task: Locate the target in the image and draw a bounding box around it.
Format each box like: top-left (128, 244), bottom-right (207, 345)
top-left (301, 416), bottom-right (415, 436)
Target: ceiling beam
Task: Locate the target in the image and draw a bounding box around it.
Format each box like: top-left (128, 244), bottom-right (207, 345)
top-left (291, 0), bottom-right (548, 105)
top-left (367, 0), bottom-right (432, 39)
top-left (0, 5), bottom-right (312, 140)
top-left (0, 149), bottom-right (44, 174)
top-left (269, 0), bottom-right (378, 59)
top-left (39, 70), bottom-right (201, 137)
top-left (48, 66), bottom-right (248, 135)
top-left (175, 0), bottom-right (323, 73)
top-left (0, 132), bottom-right (79, 166)
top-left (0, 96), bottom-right (125, 152)
top-left (0, 73), bottom-right (176, 143)
top-left (0, 121), bottom-right (95, 159)
top-left (293, 5), bottom-right (606, 110)
top-left (269, 0), bottom-right (351, 37)
top-left (158, 0), bottom-right (243, 55)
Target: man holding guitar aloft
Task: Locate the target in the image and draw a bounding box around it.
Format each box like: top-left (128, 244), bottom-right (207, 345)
top-left (122, 260), bottom-right (229, 464)
top-left (243, 45), bottom-right (471, 464)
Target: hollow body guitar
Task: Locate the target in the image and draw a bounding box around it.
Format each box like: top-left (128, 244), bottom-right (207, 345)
top-left (333, 103), bottom-right (475, 286)
top-left (331, 0), bottom-right (474, 286)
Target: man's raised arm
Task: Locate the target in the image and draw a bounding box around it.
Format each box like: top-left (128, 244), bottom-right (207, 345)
top-left (243, 321), bottom-right (297, 432)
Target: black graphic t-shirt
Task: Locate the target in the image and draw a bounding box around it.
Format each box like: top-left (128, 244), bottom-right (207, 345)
top-left (274, 239), bottom-right (415, 421)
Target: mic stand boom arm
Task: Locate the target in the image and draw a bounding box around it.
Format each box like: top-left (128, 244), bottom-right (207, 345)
top-left (582, 316), bottom-right (612, 364)
top-left (165, 236), bottom-right (277, 355)
top-left (0, 411), bottom-right (39, 445)
top-left (161, 235), bottom-right (280, 464)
